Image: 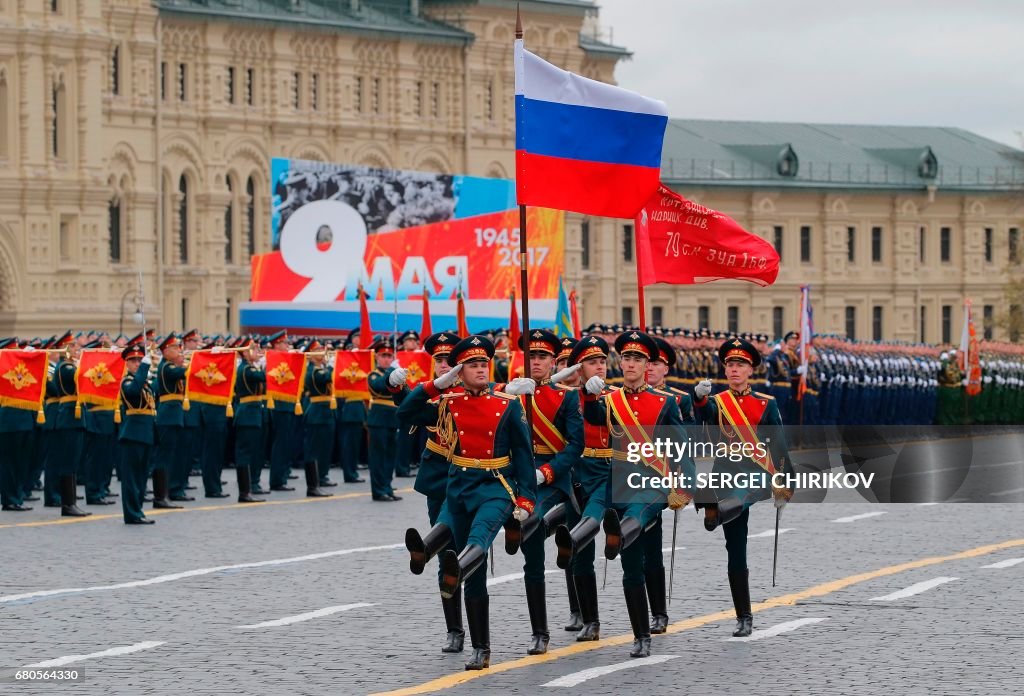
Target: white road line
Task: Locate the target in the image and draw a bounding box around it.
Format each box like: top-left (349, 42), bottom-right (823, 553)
top-left (832, 511), bottom-right (887, 523)
top-left (870, 576), bottom-right (958, 601)
top-left (487, 569), bottom-right (558, 587)
top-left (0, 543), bottom-right (405, 604)
top-left (748, 528), bottom-right (794, 539)
top-left (989, 487), bottom-right (1024, 497)
top-left (237, 603), bottom-right (376, 629)
top-left (661, 546), bottom-right (685, 553)
top-left (23, 641), bottom-right (166, 668)
top-left (725, 617), bottom-right (827, 642)
top-left (543, 654), bottom-right (679, 687)
top-left (916, 502), bottom-right (941, 506)
top-left (980, 557), bottom-right (1024, 569)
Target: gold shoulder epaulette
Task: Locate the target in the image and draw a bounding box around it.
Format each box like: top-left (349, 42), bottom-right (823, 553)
top-left (490, 391), bottom-right (516, 401)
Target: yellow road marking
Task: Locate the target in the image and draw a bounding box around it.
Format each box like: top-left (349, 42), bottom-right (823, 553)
top-left (372, 537), bottom-right (1024, 696)
top-left (0, 487), bottom-right (414, 529)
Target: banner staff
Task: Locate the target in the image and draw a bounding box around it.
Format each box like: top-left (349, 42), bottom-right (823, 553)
top-left (515, 6), bottom-right (534, 434)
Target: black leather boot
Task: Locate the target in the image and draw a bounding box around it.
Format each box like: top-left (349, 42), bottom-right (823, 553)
top-left (504, 511), bottom-right (542, 554)
top-left (525, 581), bottom-right (549, 655)
top-left (304, 461), bottom-right (331, 497)
top-left (441, 592), bottom-right (465, 653)
top-left (555, 516), bottom-right (601, 570)
top-left (440, 545), bottom-right (486, 599)
top-left (152, 468), bottom-right (182, 509)
top-left (575, 573), bottom-right (601, 641)
top-left (464, 595), bottom-right (490, 670)
top-left (406, 523), bottom-right (452, 575)
top-left (563, 567), bottom-right (583, 631)
top-left (236, 463), bottom-right (263, 503)
top-left (728, 569), bottom-right (753, 637)
top-left (603, 509), bottom-right (642, 560)
top-left (60, 475), bottom-right (90, 517)
top-left (646, 567), bottom-right (669, 634)
top-left (704, 496), bottom-right (744, 531)
top-left (623, 584), bottom-right (652, 657)
top-left (542, 502), bottom-right (567, 538)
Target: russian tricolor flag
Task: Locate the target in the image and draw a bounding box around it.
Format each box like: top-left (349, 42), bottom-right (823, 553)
top-left (514, 39), bottom-right (669, 220)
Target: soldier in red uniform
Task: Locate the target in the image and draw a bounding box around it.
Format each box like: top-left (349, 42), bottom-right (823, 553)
top-left (693, 337), bottom-right (793, 637)
top-left (400, 335), bottom-right (536, 670)
top-left (580, 331), bottom-right (692, 658)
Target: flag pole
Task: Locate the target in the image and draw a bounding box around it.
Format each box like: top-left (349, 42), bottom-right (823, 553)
top-left (635, 216), bottom-right (646, 328)
top-left (516, 8), bottom-right (534, 435)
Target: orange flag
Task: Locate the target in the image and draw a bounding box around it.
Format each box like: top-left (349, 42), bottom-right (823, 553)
top-left (76, 349), bottom-right (126, 413)
top-left (420, 289), bottom-right (432, 339)
top-left (359, 283), bottom-right (373, 340)
top-left (186, 350), bottom-right (238, 413)
top-left (508, 350), bottom-right (526, 379)
top-left (397, 350), bottom-right (432, 387)
top-left (0, 349), bottom-right (49, 421)
top-left (456, 288), bottom-right (469, 338)
top-left (569, 289), bottom-right (581, 339)
top-left (509, 290), bottom-right (521, 349)
top-left (265, 349), bottom-right (308, 414)
top-left (334, 350), bottom-right (374, 400)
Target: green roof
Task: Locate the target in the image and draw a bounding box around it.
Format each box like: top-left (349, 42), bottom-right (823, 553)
top-left (661, 120), bottom-right (1024, 192)
top-left (156, 0), bottom-right (473, 43)
top-left (579, 32), bottom-right (630, 57)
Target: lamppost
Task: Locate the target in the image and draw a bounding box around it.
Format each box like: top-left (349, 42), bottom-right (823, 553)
top-left (119, 289), bottom-right (144, 336)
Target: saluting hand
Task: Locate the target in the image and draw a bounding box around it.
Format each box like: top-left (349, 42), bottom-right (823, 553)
top-left (388, 367), bottom-right (408, 387)
top-left (512, 506), bottom-right (530, 522)
top-left (550, 362), bottom-right (582, 384)
top-left (504, 377), bottom-right (536, 395)
top-left (535, 469), bottom-right (545, 487)
top-left (695, 379), bottom-right (713, 398)
top-left (432, 363), bottom-right (462, 390)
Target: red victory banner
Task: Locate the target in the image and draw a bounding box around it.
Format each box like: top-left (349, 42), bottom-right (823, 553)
top-left (76, 349), bottom-right (126, 412)
top-left (186, 350), bottom-right (238, 410)
top-left (636, 184), bottom-right (780, 287)
top-left (508, 350), bottom-right (526, 380)
top-left (334, 350), bottom-right (374, 400)
top-left (0, 349), bottom-right (49, 419)
top-left (397, 350), bottom-right (432, 387)
top-left (265, 349), bottom-right (308, 413)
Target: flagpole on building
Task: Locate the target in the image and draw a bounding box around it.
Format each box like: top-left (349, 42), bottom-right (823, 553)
top-left (516, 7), bottom-right (534, 433)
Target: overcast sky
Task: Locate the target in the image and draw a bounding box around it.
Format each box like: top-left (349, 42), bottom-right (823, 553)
top-left (594, 0), bottom-right (1023, 148)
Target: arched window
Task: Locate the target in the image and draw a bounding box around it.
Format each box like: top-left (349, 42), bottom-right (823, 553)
top-left (246, 176), bottom-right (256, 257)
top-left (224, 176), bottom-right (235, 264)
top-left (108, 196), bottom-right (122, 262)
top-left (178, 174), bottom-right (189, 264)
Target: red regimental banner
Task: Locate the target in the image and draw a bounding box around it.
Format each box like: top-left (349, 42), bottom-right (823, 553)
top-left (397, 350), bottom-right (432, 387)
top-left (77, 349), bottom-right (126, 410)
top-left (264, 350), bottom-right (307, 403)
top-left (0, 350), bottom-right (48, 412)
top-left (334, 350), bottom-right (374, 400)
top-left (186, 351), bottom-right (238, 407)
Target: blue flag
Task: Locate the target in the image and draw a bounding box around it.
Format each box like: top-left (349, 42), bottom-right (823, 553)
top-left (555, 277), bottom-right (574, 338)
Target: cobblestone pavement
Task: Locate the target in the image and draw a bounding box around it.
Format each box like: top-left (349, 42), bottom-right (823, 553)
top-left (1, 442), bottom-right (1021, 696)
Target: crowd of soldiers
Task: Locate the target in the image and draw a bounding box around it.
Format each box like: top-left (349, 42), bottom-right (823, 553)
top-left (0, 323), bottom-right (1021, 670)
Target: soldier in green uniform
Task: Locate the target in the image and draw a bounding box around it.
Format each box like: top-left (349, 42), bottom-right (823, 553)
top-left (118, 343), bottom-right (157, 525)
top-left (402, 335), bottom-right (537, 670)
top-left (936, 350), bottom-right (964, 425)
top-left (366, 338), bottom-right (402, 502)
top-left (0, 339), bottom-right (38, 511)
top-left (80, 340), bottom-right (118, 507)
top-left (301, 339), bottom-right (334, 498)
top-left (642, 336), bottom-right (695, 634)
top-left (233, 339), bottom-right (267, 504)
top-left (693, 338), bottom-right (793, 637)
top-left (196, 344), bottom-right (233, 499)
top-left (153, 334), bottom-right (187, 509)
top-left (393, 330), bottom-right (421, 479)
top-left (177, 329), bottom-right (203, 496)
top-left (337, 328), bottom-right (367, 484)
top-left (394, 330), bottom-right (464, 652)
top-left (50, 332), bottom-right (90, 517)
top-left (267, 330), bottom-right (300, 491)
top-left (553, 334), bottom-right (614, 642)
top-left (582, 331), bottom-right (691, 658)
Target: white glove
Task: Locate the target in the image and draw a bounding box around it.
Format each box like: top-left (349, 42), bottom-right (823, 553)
top-left (388, 367), bottom-right (408, 387)
top-left (796, 365), bottom-right (806, 375)
top-left (550, 363), bottom-right (582, 384)
top-left (141, 353), bottom-right (152, 366)
top-left (211, 346), bottom-right (224, 354)
top-left (512, 506), bottom-right (530, 522)
top-left (504, 377), bottom-right (536, 395)
top-left (433, 362), bottom-right (463, 390)
top-left (695, 379), bottom-right (713, 398)
top-left (584, 375), bottom-right (605, 395)
top-left (256, 356), bottom-right (266, 370)
top-left (775, 495), bottom-right (788, 510)
top-left (24, 346), bottom-right (36, 352)
top-left (535, 469), bottom-right (545, 486)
